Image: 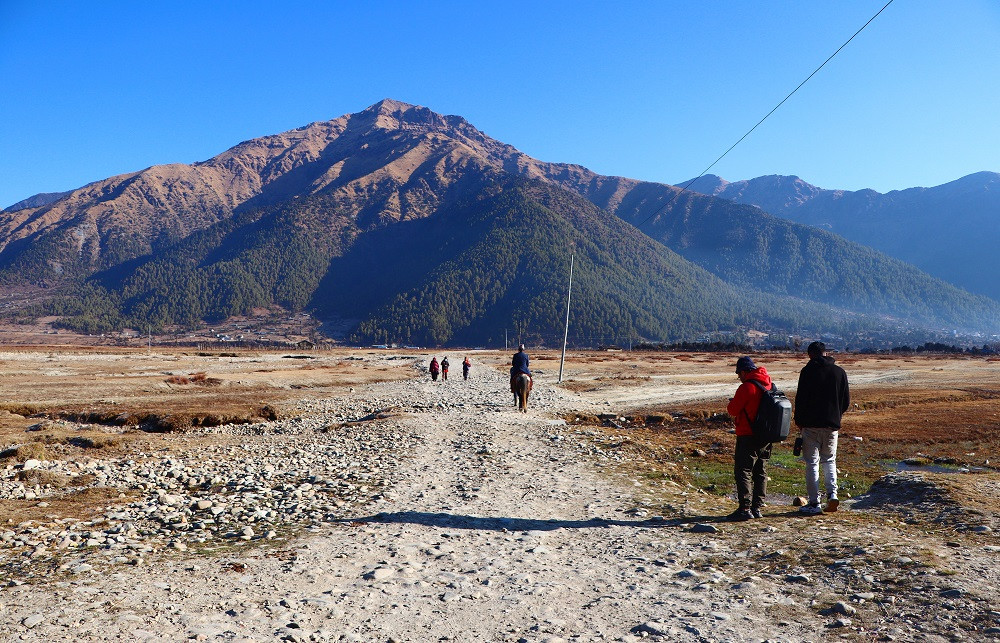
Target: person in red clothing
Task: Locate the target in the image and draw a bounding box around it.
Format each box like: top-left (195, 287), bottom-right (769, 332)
top-left (725, 356), bottom-right (774, 521)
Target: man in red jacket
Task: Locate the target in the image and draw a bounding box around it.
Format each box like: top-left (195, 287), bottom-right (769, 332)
top-left (725, 356), bottom-right (773, 521)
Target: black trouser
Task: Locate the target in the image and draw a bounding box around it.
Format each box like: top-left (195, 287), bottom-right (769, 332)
top-left (734, 435), bottom-right (770, 510)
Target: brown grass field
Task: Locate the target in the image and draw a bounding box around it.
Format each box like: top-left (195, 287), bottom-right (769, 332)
top-left (550, 350), bottom-right (1000, 512)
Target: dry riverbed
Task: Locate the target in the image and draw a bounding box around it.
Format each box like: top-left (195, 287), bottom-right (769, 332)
top-left (1, 348), bottom-right (999, 641)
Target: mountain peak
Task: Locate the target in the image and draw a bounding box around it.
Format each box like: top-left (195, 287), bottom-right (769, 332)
top-left (362, 98), bottom-right (419, 117)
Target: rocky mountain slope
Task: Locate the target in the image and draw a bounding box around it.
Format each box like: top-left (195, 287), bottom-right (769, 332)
top-left (3, 100), bottom-right (999, 343)
top-left (683, 172), bottom-right (1000, 301)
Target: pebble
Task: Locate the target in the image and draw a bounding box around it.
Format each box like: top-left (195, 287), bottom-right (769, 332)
top-left (690, 523), bottom-right (717, 534)
top-left (22, 614), bottom-right (44, 628)
top-left (832, 601), bottom-right (856, 616)
top-left (364, 567), bottom-right (395, 581)
top-left (635, 621), bottom-right (671, 636)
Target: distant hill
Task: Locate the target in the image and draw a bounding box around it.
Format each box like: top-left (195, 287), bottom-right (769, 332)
top-left (4, 100), bottom-right (998, 345)
top-left (683, 172), bottom-right (1000, 301)
top-left (2, 190), bottom-right (74, 213)
top-left (539, 174), bottom-right (1000, 332)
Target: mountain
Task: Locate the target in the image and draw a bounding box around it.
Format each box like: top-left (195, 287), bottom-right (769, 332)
top-left (540, 174), bottom-right (1000, 332)
top-left (2, 190), bottom-right (74, 213)
top-left (683, 172), bottom-right (1000, 301)
top-left (3, 100), bottom-right (999, 345)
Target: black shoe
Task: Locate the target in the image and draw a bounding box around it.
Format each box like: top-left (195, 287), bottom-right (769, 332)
top-left (726, 509), bottom-right (752, 522)
top-left (749, 507), bottom-right (763, 519)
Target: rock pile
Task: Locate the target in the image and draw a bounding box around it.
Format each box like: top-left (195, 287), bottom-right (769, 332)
top-left (1, 401), bottom-right (419, 580)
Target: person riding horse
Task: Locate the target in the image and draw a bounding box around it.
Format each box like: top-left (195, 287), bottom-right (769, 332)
top-left (510, 344), bottom-right (532, 394)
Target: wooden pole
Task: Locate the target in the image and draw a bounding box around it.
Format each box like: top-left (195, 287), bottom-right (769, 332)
top-left (559, 253), bottom-right (574, 383)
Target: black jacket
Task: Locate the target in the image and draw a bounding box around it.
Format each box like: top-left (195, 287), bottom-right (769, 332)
top-left (511, 350), bottom-right (530, 375)
top-left (794, 356), bottom-right (850, 429)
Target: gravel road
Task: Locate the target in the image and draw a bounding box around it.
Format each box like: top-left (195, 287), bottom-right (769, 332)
top-left (2, 358), bottom-right (999, 641)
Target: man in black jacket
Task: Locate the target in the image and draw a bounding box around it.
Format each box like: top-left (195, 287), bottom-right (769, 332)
top-left (794, 341), bottom-right (850, 515)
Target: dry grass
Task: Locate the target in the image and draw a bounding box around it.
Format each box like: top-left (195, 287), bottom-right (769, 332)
top-left (558, 351), bottom-right (1000, 511)
top-left (0, 442), bottom-right (49, 462)
top-left (1, 487), bottom-right (134, 527)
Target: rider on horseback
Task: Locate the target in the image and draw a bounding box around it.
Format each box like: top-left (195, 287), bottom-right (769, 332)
top-left (510, 344), bottom-right (532, 394)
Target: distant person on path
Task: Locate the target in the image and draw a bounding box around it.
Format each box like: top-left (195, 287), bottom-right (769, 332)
top-left (462, 356), bottom-right (471, 380)
top-left (510, 344), bottom-right (532, 394)
top-left (429, 357), bottom-right (440, 381)
top-left (725, 356), bottom-right (773, 521)
top-left (795, 341), bottom-right (850, 515)
top-left (441, 357), bottom-right (450, 381)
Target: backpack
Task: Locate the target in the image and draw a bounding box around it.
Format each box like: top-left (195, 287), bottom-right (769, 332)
top-left (747, 380), bottom-right (792, 445)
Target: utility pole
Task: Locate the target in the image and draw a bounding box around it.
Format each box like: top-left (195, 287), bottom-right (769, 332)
top-left (558, 253), bottom-right (574, 383)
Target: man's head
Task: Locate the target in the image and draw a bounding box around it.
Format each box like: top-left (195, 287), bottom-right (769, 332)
top-left (518, 344), bottom-right (525, 352)
top-left (807, 341), bottom-right (826, 359)
top-left (735, 356), bottom-right (757, 374)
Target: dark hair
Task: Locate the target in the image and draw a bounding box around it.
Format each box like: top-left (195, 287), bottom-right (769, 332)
top-left (807, 341), bottom-right (826, 358)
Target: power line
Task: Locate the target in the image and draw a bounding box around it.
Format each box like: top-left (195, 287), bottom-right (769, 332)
top-left (638, 0), bottom-right (895, 229)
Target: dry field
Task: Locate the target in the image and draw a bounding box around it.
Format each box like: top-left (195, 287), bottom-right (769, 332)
top-left (0, 347), bottom-right (413, 527)
top-left (550, 349), bottom-right (1000, 516)
top-left (3, 347), bottom-right (998, 526)
top-left (3, 347), bottom-right (1000, 640)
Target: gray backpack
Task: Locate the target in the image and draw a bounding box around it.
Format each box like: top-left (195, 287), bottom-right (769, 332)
top-left (748, 381), bottom-right (792, 445)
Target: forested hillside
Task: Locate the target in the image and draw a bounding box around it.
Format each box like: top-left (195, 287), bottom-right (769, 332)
top-left (36, 176), bottom-right (874, 346)
top-left (5, 99), bottom-right (999, 345)
top-left (546, 175), bottom-right (1000, 332)
top-left (683, 172), bottom-right (1000, 301)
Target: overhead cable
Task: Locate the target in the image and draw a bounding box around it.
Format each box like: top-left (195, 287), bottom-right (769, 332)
top-left (637, 0), bottom-right (895, 228)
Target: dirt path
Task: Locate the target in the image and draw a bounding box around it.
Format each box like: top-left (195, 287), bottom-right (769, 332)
top-left (2, 362), bottom-right (998, 641)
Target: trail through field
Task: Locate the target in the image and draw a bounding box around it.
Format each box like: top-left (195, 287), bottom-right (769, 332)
top-left (2, 361), bottom-right (998, 642)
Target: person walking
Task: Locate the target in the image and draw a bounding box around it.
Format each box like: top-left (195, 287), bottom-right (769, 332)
top-left (441, 357), bottom-right (450, 381)
top-left (725, 356), bottom-right (773, 521)
top-left (795, 341), bottom-right (850, 515)
top-left (429, 357), bottom-right (440, 382)
top-left (462, 356), bottom-right (471, 381)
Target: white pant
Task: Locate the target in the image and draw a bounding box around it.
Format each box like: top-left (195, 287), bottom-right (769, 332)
top-left (801, 426), bottom-right (839, 505)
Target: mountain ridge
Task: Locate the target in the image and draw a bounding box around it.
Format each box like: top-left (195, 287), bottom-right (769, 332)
top-left (3, 100), bottom-right (998, 344)
top-left (683, 172), bottom-right (1000, 300)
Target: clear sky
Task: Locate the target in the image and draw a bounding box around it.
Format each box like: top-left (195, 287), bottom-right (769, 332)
top-left (2, 0), bottom-right (998, 209)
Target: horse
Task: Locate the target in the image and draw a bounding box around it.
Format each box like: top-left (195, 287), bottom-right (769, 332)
top-left (513, 373), bottom-right (531, 412)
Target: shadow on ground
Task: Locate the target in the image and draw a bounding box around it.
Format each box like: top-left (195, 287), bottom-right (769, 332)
top-left (332, 509), bottom-right (824, 532)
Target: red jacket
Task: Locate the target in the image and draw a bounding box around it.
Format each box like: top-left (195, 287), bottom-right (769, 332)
top-left (727, 367), bottom-right (773, 437)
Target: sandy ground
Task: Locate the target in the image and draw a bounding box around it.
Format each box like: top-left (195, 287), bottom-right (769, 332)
top-left (1, 349), bottom-right (999, 641)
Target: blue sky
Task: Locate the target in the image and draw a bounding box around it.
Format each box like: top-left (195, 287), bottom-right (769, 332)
top-left (1, 0), bottom-right (998, 209)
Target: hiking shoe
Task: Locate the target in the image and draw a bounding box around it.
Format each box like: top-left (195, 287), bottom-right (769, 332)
top-left (749, 507), bottom-right (763, 519)
top-left (826, 497), bottom-right (840, 513)
top-left (799, 503), bottom-right (823, 515)
top-left (726, 509), bottom-right (753, 522)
